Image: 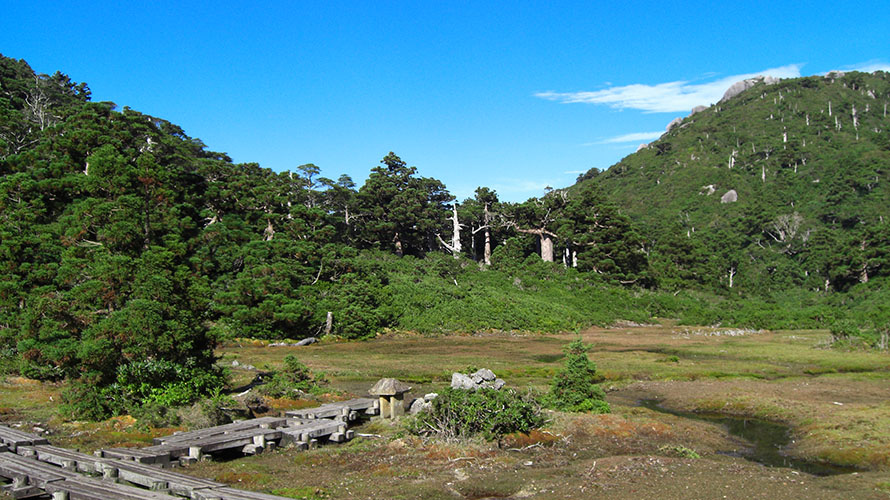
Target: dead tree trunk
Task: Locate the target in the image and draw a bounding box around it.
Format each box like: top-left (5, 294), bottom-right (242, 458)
top-left (450, 204), bottom-right (462, 258)
top-left (393, 232), bottom-right (403, 257)
top-left (436, 204), bottom-right (463, 259)
top-left (516, 227), bottom-right (556, 262)
top-left (859, 240), bottom-right (869, 283)
top-left (482, 203), bottom-right (493, 265)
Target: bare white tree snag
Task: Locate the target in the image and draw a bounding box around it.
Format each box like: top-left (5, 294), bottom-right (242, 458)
top-left (450, 204), bottom-right (462, 257)
top-left (436, 204), bottom-right (463, 259)
top-left (514, 227), bottom-right (557, 262)
top-left (728, 266), bottom-right (737, 288)
top-left (828, 100), bottom-right (832, 116)
top-left (325, 312), bottom-right (333, 336)
top-left (540, 233), bottom-right (554, 262)
top-left (470, 202), bottom-right (497, 265)
top-left (860, 240), bottom-right (869, 283)
top-left (263, 220), bottom-right (275, 241)
top-left (24, 76), bottom-right (52, 131)
top-left (393, 232), bottom-right (403, 257)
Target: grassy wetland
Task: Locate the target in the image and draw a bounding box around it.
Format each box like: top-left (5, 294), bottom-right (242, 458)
top-left (3, 323), bottom-right (888, 499)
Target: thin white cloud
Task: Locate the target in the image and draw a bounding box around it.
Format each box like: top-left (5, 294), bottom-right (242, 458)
top-left (535, 64), bottom-right (803, 113)
top-left (596, 131), bottom-right (663, 144)
top-left (837, 60), bottom-right (890, 73)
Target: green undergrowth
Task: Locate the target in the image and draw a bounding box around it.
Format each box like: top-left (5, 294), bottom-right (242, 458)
top-left (409, 387), bottom-right (544, 441)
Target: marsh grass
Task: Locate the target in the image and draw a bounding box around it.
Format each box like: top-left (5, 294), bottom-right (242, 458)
top-left (2, 324), bottom-right (889, 499)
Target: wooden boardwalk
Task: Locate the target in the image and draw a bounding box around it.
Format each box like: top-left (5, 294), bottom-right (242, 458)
top-left (0, 398), bottom-right (380, 499)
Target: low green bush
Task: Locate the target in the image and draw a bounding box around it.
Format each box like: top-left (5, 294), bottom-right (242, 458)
top-left (60, 358), bottom-right (227, 420)
top-left (410, 387), bottom-right (544, 440)
top-left (258, 355), bottom-right (327, 398)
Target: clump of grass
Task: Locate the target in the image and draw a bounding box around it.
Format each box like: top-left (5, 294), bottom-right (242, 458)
top-left (500, 429), bottom-right (562, 449)
top-left (658, 444), bottom-right (701, 459)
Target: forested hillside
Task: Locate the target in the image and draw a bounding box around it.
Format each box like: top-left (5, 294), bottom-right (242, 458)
top-left (578, 71), bottom-right (890, 293)
top-left (1, 54), bottom-right (887, 418)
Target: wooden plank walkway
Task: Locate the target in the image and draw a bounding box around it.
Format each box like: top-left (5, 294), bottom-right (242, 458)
top-left (152, 417), bottom-right (289, 446)
top-left (284, 398), bottom-right (379, 420)
top-left (0, 450), bottom-right (179, 499)
top-left (0, 398), bottom-right (379, 499)
top-left (0, 425), bottom-right (49, 452)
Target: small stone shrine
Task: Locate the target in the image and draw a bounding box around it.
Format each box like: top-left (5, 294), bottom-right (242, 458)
top-left (368, 378), bottom-right (411, 419)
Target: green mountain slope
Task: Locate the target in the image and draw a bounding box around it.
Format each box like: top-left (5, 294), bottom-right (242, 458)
top-left (578, 71), bottom-right (890, 292)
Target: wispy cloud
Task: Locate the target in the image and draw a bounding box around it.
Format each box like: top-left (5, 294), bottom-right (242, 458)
top-left (837, 60), bottom-right (890, 73)
top-left (535, 64), bottom-right (803, 113)
top-left (595, 131), bottom-right (663, 144)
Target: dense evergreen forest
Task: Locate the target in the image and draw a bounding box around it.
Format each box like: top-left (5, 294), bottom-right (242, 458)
top-left (1, 54), bottom-right (887, 418)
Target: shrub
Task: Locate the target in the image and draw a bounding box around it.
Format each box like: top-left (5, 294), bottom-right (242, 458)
top-left (544, 338), bottom-right (610, 413)
top-left (829, 319), bottom-right (859, 343)
top-left (258, 355), bottom-right (327, 398)
top-left (132, 400), bottom-right (181, 428)
top-left (60, 358), bottom-right (228, 420)
top-left (410, 387), bottom-right (544, 441)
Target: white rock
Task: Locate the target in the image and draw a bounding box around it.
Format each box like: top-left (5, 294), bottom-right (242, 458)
top-left (473, 368), bottom-right (496, 381)
top-left (451, 372), bottom-right (476, 390)
top-left (720, 189), bottom-right (738, 204)
top-left (666, 117), bottom-right (683, 132)
top-left (720, 75), bottom-right (780, 102)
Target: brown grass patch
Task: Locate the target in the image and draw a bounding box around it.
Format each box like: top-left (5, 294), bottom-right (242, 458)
top-left (500, 429), bottom-right (561, 449)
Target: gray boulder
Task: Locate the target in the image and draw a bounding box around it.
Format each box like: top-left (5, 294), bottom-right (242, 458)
top-left (451, 372), bottom-right (476, 390)
top-left (721, 189), bottom-right (738, 204)
top-left (473, 368), bottom-right (496, 381)
top-left (720, 75), bottom-right (780, 103)
top-left (690, 105), bottom-right (707, 116)
top-left (451, 370), bottom-right (506, 391)
top-left (408, 398), bottom-right (425, 415)
top-left (409, 392), bottom-right (439, 415)
top-left (666, 117), bottom-right (683, 132)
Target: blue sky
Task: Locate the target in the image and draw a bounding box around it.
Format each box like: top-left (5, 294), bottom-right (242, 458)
top-left (3, 1), bottom-right (889, 201)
